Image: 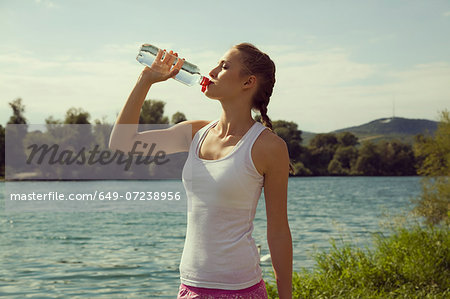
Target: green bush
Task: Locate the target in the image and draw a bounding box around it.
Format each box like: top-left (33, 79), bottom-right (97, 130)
top-left (265, 225), bottom-right (449, 298)
top-left (413, 110), bottom-right (450, 225)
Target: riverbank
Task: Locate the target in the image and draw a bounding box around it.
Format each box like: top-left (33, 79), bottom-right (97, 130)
top-left (265, 223), bottom-right (449, 298)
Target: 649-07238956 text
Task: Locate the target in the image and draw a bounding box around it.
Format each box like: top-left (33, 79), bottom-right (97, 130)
top-left (9, 191), bottom-right (182, 201)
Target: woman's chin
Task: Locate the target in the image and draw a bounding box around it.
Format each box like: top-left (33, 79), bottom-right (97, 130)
top-left (203, 90), bottom-right (219, 99)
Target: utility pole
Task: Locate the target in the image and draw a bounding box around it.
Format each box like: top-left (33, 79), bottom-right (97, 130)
top-left (392, 96), bottom-right (396, 119)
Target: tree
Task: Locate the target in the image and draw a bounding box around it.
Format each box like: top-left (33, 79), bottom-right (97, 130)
top-left (337, 132), bottom-right (358, 147)
top-left (376, 141), bottom-right (416, 175)
top-left (328, 159), bottom-right (345, 175)
top-left (327, 132), bottom-right (359, 175)
top-left (8, 98), bottom-right (27, 124)
top-left (272, 120), bottom-right (302, 144)
top-left (413, 110), bottom-right (450, 225)
top-left (292, 161), bottom-right (312, 176)
top-left (64, 107), bottom-right (91, 124)
top-left (171, 112), bottom-right (187, 124)
top-left (353, 141), bottom-right (381, 175)
top-left (139, 99), bottom-right (169, 124)
top-left (307, 133), bottom-right (339, 175)
top-left (329, 145), bottom-right (358, 175)
top-left (62, 108), bottom-right (94, 158)
top-left (309, 133), bottom-right (338, 149)
top-left (6, 98), bottom-right (28, 173)
top-left (272, 120), bottom-right (303, 162)
top-left (45, 115), bottom-right (62, 124)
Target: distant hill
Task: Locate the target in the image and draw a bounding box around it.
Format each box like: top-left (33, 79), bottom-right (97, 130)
top-left (301, 117), bottom-right (438, 145)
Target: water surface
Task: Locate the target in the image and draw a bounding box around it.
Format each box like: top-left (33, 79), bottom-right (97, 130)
top-left (0, 177), bottom-right (421, 298)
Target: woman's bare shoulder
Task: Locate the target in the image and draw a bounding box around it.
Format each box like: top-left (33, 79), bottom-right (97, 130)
top-left (252, 128), bottom-right (289, 175)
top-left (256, 128), bottom-right (286, 150)
top-left (173, 119), bottom-right (213, 140)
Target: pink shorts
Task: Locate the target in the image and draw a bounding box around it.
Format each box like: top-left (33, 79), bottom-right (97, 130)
top-left (177, 279), bottom-right (268, 299)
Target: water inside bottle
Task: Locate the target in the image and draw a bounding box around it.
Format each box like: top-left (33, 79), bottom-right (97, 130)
top-left (139, 45), bottom-right (200, 75)
top-left (137, 44), bottom-right (211, 90)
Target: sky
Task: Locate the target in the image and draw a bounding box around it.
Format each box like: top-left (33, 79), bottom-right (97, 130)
top-left (1, 0), bottom-right (449, 133)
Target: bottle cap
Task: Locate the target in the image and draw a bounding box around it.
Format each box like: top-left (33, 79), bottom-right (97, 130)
top-left (200, 77), bottom-right (211, 93)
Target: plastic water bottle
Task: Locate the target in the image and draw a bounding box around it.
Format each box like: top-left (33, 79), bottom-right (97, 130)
top-left (136, 44), bottom-right (211, 92)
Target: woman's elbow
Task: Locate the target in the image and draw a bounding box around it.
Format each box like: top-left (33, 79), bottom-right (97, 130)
top-left (108, 124), bottom-right (135, 152)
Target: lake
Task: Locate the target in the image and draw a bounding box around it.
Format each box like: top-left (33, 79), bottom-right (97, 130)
top-left (0, 176), bottom-right (422, 298)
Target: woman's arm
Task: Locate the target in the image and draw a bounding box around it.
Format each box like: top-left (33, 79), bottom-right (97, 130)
top-left (109, 49), bottom-right (192, 154)
top-left (261, 133), bottom-right (293, 299)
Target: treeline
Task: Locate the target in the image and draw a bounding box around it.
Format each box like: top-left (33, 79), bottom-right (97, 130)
top-left (0, 97), bottom-right (436, 178)
top-left (271, 120), bottom-right (418, 176)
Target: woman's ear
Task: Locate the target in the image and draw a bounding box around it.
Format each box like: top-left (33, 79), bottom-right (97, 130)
top-left (243, 75), bottom-right (257, 90)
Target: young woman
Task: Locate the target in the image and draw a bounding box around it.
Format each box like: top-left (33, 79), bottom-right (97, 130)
top-left (109, 43), bottom-right (292, 298)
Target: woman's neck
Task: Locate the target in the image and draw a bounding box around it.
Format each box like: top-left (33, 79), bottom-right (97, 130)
top-left (215, 108), bottom-right (255, 137)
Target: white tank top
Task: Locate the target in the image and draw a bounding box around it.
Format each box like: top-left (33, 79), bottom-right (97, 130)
top-left (180, 119), bottom-right (267, 290)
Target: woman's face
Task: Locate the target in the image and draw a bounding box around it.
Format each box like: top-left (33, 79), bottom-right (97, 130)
top-left (204, 48), bottom-right (251, 100)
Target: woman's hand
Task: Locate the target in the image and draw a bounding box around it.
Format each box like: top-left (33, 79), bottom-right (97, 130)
top-left (141, 47), bottom-right (185, 84)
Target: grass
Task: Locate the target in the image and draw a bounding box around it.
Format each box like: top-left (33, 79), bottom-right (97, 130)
top-left (265, 224), bottom-right (449, 298)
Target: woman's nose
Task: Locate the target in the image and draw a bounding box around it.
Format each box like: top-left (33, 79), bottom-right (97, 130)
top-left (209, 66), bottom-right (219, 79)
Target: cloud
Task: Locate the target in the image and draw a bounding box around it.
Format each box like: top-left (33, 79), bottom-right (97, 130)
top-left (444, 11), bottom-right (450, 17)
